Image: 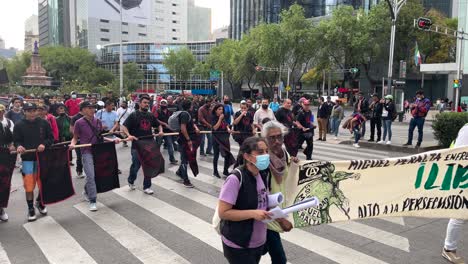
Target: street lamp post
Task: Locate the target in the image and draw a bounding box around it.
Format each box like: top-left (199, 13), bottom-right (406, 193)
top-left (385, 0), bottom-right (407, 96)
top-left (119, 0), bottom-right (124, 99)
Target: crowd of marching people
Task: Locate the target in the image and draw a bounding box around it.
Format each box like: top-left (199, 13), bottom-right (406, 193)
top-left (0, 89), bottom-right (465, 264)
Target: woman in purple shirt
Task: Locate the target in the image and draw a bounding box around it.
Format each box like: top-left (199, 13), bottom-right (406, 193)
top-left (218, 137), bottom-right (272, 264)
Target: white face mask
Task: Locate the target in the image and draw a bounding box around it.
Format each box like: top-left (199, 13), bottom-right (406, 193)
top-left (71, 95), bottom-right (77, 99)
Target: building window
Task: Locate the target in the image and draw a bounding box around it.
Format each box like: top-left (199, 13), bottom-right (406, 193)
top-left (172, 12), bottom-right (177, 15)
top-left (122, 22), bottom-right (128, 25)
top-left (172, 20), bottom-right (177, 24)
top-left (100, 28), bottom-right (110, 32)
top-left (139, 33), bottom-right (147, 37)
top-left (100, 38), bottom-right (110, 41)
top-left (138, 24), bottom-right (146, 28)
top-left (172, 37), bottom-right (178, 40)
top-left (172, 3), bottom-right (177, 6)
top-left (172, 29), bottom-right (177, 32)
top-left (122, 31), bottom-right (129, 34)
top-left (100, 19), bottom-right (109, 23)
top-left (123, 40), bottom-right (128, 42)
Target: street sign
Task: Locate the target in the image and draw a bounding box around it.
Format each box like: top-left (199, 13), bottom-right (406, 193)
top-left (285, 85), bottom-right (291, 91)
top-left (210, 70), bottom-right (220, 81)
top-left (393, 80), bottom-right (406, 85)
top-left (399, 60), bottom-right (407, 79)
top-left (453, 79), bottom-right (461, 88)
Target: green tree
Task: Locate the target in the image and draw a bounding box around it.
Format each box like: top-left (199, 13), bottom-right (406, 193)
top-left (40, 46), bottom-right (96, 82)
top-left (4, 52), bottom-right (31, 84)
top-left (193, 61), bottom-right (210, 80)
top-left (110, 62), bottom-right (144, 94)
top-left (163, 47), bottom-right (196, 90)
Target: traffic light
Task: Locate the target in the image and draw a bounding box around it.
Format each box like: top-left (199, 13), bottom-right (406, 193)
top-left (255, 66), bottom-right (264, 72)
top-left (453, 79), bottom-right (461, 88)
top-left (417, 17), bottom-right (432, 30)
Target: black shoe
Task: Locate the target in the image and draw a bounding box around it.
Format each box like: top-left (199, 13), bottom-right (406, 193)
top-left (213, 172), bottom-right (221, 178)
top-left (416, 143), bottom-right (421, 148)
top-left (183, 181), bottom-right (194, 188)
top-left (368, 139), bottom-right (374, 142)
top-left (118, 169), bottom-right (122, 175)
top-left (27, 208), bottom-right (37, 222)
top-left (176, 170), bottom-right (181, 177)
top-left (223, 170), bottom-right (229, 177)
top-left (170, 160), bottom-right (179, 165)
top-left (206, 152), bottom-right (213, 155)
top-left (70, 162), bottom-right (75, 166)
top-left (35, 201), bottom-right (48, 215)
top-left (200, 152), bottom-right (206, 156)
top-left (317, 138), bottom-right (322, 141)
top-left (403, 143), bottom-right (412, 147)
top-left (322, 139), bottom-right (326, 142)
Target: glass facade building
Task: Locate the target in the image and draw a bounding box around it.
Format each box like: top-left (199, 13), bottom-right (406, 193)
top-left (99, 41), bottom-right (217, 94)
top-left (38, 0), bottom-right (71, 47)
top-left (229, 0), bottom-right (381, 39)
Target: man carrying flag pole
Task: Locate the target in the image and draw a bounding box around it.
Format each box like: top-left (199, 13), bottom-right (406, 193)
top-left (121, 95), bottom-right (164, 195)
top-left (70, 102), bottom-right (120, 212)
top-left (0, 104), bottom-right (15, 221)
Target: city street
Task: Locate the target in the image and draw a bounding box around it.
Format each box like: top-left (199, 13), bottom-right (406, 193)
top-left (0, 136), bottom-right (464, 264)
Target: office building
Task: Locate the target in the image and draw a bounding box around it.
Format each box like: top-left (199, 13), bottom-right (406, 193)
top-left (187, 0), bottom-right (212, 41)
top-left (229, 0), bottom-right (381, 39)
top-left (70, 0), bottom-right (191, 53)
top-left (38, 0), bottom-right (72, 47)
top-left (25, 15), bottom-right (39, 52)
top-left (422, 0), bottom-right (455, 18)
top-left (99, 41), bottom-right (217, 94)
top-left (212, 26), bottom-right (229, 40)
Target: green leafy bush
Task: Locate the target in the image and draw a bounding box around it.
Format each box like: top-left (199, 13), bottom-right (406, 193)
top-left (432, 112), bottom-right (468, 147)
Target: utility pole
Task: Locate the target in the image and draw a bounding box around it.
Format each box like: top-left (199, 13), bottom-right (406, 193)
top-left (456, 28), bottom-right (464, 111)
top-left (385, 0), bottom-right (407, 96)
top-left (119, 0), bottom-right (123, 99)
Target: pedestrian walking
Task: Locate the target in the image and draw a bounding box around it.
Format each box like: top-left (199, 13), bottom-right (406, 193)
top-left (354, 92), bottom-right (369, 138)
top-left (223, 96), bottom-right (235, 125)
top-left (330, 100), bottom-right (344, 140)
top-left (37, 104), bottom-right (59, 143)
top-left (0, 104), bottom-right (15, 222)
top-left (403, 90), bottom-right (431, 148)
top-left (325, 96), bottom-right (335, 133)
top-left (262, 121), bottom-right (295, 263)
top-left (13, 103), bottom-right (54, 221)
top-left (275, 99), bottom-right (298, 157)
top-left (156, 99), bottom-right (178, 164)
top-left (317, 97), bottom-right (329, 141)
top-left (211, 104), bottom-right (234, 178)
top-left (269, 97), bottom-right (280, 113)
top-left (368, 94), bottom-right (383, 142)
top-left (117, 101), bottom-right (132, 147)
top-left (55, 104), bottom-right (73, 163)
top-left (121, 96), bottom-right (164, 195)
top-left (253, 98), bottom-right (276, 131)
top-left (198, 98), bottom-right (214, 156)
top-left (71, 108), bottom-right (85, 178)
top-left (5, 97), bottom-right (24, 124)
top-left (232, 102), bottom-right (255, 147)
top-left (295, 100), bottom-right (315, 160)
top-left (218, 137), bottom-right (271, 264)
top-left (379, 95), bottom-right (395, 145)
top-left (64, 92), bottom-right (82, 117)
top-left (95, 101), bottom-right (119, 135)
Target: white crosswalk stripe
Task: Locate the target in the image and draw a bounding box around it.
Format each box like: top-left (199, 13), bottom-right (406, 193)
top-left (0, 242), bottom-right (10, 264)
top-left (113, 187), bottom-right (274, 264)
top-left (74, 202), bottom-right (190, 264)
top-left (23, 216), bottom-right (98, 264)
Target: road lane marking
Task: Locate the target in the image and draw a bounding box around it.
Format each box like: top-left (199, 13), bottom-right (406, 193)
top-left (23, 216), bottom-right (97, 264)
top-left (0, 242), bottom-right (11, 264)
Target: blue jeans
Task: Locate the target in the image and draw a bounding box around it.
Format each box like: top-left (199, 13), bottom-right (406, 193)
top-left (163, 136), bottom-right (176, 162)
top-left (200, 130), bottom-right (213, 154)
top-left (128, 148), bottom-right (152, 189)
top-left (176, 144), bottom-right (190, 183)
top-left (407, 117), bottom-right (425, 144)
top-left (382, 119), bottom-right (392, 141)
top-left (331, 118), bottom-right (341, 137)
top-left (353, 127), bottom-right (361, 143)
top-left (82, 153), bottom-right (97, 203)
top-left (264, 229), bottom-right (287, 264)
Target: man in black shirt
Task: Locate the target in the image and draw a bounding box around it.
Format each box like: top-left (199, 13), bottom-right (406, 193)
top-left (122, 96), bottom-right (164, 195)
top-left (275, 99), bottom-right (298, 156)
top-left (71, 108), bottom-right (84, 178)
top-left (368, 94), bottom-right (383, 142)
top-left (295, 100), bottom-right (315, 160)
top-left (176, 100), bottom-right (200, 188)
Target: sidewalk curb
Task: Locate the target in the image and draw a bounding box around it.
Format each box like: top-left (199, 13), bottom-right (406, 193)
top-left (339, 140), bottom-right (442, 154)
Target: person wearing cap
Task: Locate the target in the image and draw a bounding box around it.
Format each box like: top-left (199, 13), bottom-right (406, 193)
top-left (13, 102), bottom-right (54, 221)
top-left (65, 92), bottom-right (82, 117)
top-left (0, 104), bottom-right (15, 222)
top-left (354, 92), bottom-right (370, 138)
top-left (117, 101), bottom-right (133, 147)
top-left (156, 99), bottom-right (178, 164)
top-left (292, 97), bottom-right (305, 116)
top-left (368, 94), bottom-right (383, 143)
top-left (295, 99), bottom-right (315, 160)
top-left (70, 101), bottom-right (120, 212)
top-left (37, 103), bottom-right (59, 143)
top-left (379, 95), bottom-right (396, 145)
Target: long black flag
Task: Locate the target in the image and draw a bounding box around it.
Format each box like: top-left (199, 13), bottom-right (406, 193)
top-left (0, 148), bottom-right (16, 208)
top-left (92, 142), bottom-right (120, 193)
top-left (37, 146), bottom-right (75, 205)
top-left (134, 139), bottom-right (165, 179)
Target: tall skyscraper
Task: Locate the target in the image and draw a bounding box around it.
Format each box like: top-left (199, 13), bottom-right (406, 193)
top-left (421, 0), bottom-right (455, 18)
top-left (24, 15), bottom-right (39, 52)
top-left (38, 0), bottom-right (72, 47)
top-left (187, 0), bottom-right (212, 41)
top-left (70, 0), bottom-right (191, 53)
top-left (229, 0), bottom-right (381, 40)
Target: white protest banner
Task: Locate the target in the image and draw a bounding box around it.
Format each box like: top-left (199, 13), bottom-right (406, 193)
top-left (284, 147), bottom-right (468, 228)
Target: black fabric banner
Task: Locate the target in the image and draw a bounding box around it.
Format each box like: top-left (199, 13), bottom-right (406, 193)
top-left (284, 128), bottom-right (299, 157)
top-left (37, 146), bottom-right (75, 205)
top-left (180, 135), bottom-right (201, 176)
top-left (92, 142), bottom-right (120, 193)
top-left (213, 132), bottom-right (236, 168)
top-left (0, 148), bottom-right (16, 208)
top-left (134, 139), bottom-right (165, 179)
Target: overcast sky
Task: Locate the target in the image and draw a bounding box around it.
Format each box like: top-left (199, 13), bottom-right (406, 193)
top-left (0, 0), bottom-right (229, 50)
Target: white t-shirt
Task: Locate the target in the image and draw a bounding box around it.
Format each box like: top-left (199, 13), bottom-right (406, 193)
top-left (454, 125), bottom-right (468, 147)
top-left (253, 108), bottom-right (276, 126)
top-left (116, 107), bottom-right (133, 125)
top-left (1, 117), bottom-right (14, 132)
